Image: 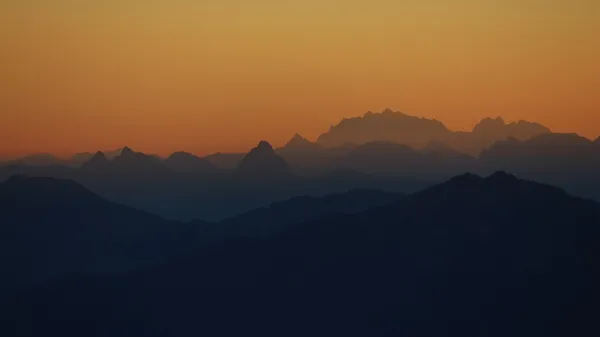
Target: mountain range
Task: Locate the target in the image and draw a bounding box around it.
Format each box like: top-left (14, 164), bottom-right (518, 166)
top-left (316, 109), bottom-right (551, 155)
top-left (3, 172), bottom-right (599, 337)
top-left (1, 110), bottom-right (599, 222)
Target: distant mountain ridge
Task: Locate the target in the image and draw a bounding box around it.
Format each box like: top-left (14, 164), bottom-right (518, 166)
top-left (235, 141), bottom-right (294, 180)
top-left (316, 109), bottom-right (551, 155)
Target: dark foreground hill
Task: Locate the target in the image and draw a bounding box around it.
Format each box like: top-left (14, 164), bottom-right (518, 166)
top-left (0, 176), bottom-right (198, 292)
top-left (4, 172), bottom-right (600, 337)
top-left (0, 177), bottom-right (405, 295)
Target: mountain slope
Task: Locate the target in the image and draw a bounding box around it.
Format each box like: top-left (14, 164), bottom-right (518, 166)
top-left (5, 173), bottom-right (600, 337)
top-left (200, 189), bottom-right (404, 239)
top-left (0, 176), bottom-right (197, 292)
top-left (480, 133), bottom-right (600, 199)
top-left (235, 141), bottom-right (293, 180)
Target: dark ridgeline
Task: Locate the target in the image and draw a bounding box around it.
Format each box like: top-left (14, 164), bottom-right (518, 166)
top-left (196, 188), bottom-right (404, 239)
top-left (163, 151), bottom-right (217, 174)
top-left (337, 141), bottom-right (480, 179)
top-left (72, 148), bottom-right (124, 165)
top-left (3, 172), bottom-right (600, 337)
top-left (0, 176), bottom-right (403, 293)
top-left (481, 133), bottom-right (600, 200)
top-left (234, 141), bottom-right (294, 181)
top-left (80, 151), bottom-right (109, 173)
top-left (0, 175), bottom-right (198, 292)
top-left (276, 133), bottom-right (337, 175)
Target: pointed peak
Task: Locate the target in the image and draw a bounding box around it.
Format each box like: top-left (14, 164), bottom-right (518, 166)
top-left (121, 146), bottom-right (134, 155)
top-left (290, 133), bottom-right (305, 141)
top-left (284, 134), bottom-right (317, 149)
top-left (256, 141), bottom-right (273, 152)
top-left (88, 151), bottom-right (108, 163)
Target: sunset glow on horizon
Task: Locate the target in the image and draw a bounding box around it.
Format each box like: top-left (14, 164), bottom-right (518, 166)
top-left (1, 0), bottom-right (599, 159)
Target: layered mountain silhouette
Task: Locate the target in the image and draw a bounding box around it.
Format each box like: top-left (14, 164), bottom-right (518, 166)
top-left (198, 189), bottom-right (403, 239)
top-left (205, 152), bottom-right (245, 169)
top-left (80, 151), bottom-right (110, 172)
top-left (276, 134), bottom-right (338, 174)
top-left (163, 151), bottom-right (217, 174)
top-left (0, 176), bottom-right (198, 292)
top-left (480, 133), bottom-right (600, 200)
top-left (316, 109), bottom-right (551, 155)
top-left (234, 141), bottom-right (294, 180)
top-left (1, 178), bottom-right (406, 293)
top-left (317, 109), bottom-right (450, 149)
top-left (337, 141), bottom-right (480, 179)
top-left (5, 172), bottom-right (599, 337)
top-left (6, 153), bottom-right (72, 167)
top-left (71, 148), bottom-right (125, 166)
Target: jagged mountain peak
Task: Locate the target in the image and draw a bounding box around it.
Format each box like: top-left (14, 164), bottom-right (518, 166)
top-left (236, 141), bottom-right (292, 178)
top-left (256, 141), bottom-right (274, 152)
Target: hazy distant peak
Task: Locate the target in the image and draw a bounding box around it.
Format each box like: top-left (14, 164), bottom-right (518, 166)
top-left (91, 151), bottom-right (107, 161)
top-left (318, 109), bottom-right (449, 148)
top-left (473, 117), bottom-right (506, 131)
top-left (81, 151), bottom-right (109, 172)
top-left (256, 141), bottom-right (274, 152)
top-left (121, 146), bottom-right (134, 156)
top-left (11, 153), bottom-right (63, 167)
top-left (168, 151), bottom-right (194, 159)
top-left (164, 151), bottom-right (215, 173)
top-left (236, 141), bottom-right (292, 178)
top-left (289, 133), bottom-right (307, 143)
top-left (283, 134), bottom-right (318, 150)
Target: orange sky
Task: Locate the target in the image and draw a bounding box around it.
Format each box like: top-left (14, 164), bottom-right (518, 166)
top-left (1, 0), bottom-right (599, 159)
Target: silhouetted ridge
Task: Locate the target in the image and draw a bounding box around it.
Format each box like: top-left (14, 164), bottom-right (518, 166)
top-left (7, 172), bottom-right (600, 337)
top-left (315, 109), bottom-right (551, 155)
top-left (1, 175), bottom-right (106, 206)
top-left (121, 146), bottom-right (134, 156)
top-left (236, 141), bottom-right (292, 179)
top-left (446, 172), bottom-right (483, 185)
top-left (0, 175), bottom-right (200, 292)
top-left (317, 109), bottom-right (449, 148)
top-left (472, 117), bottom-right (506, 133)
top-left (164, 151), bottom-right (216, 173)
top-left (210, 189), bottom-right (404, 238)
top-left (283, 134), bottom-right (318, 149)
top-left (109, 146), bottom-right (169, 175)
top-left (81, 151), bottom-right (109, 172)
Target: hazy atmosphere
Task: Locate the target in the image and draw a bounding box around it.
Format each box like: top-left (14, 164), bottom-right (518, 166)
top-left (2, 0), bottom-right (599, 158)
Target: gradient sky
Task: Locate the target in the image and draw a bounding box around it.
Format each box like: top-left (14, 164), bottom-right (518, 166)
top-left (1, 0), bottom-right (599, 158)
